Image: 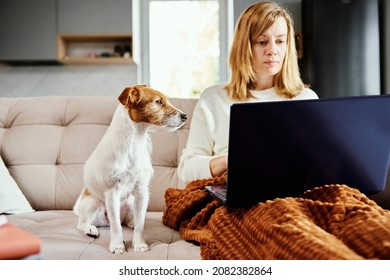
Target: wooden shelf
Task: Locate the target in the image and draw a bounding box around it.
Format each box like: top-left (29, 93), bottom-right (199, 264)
top-left (59, 56), bottom-right (134, 64)
top-left (57, 34), bottom-right (134, 64)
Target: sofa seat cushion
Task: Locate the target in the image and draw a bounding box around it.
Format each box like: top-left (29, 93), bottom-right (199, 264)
top-left (6, 211), bottom-right (201, 260)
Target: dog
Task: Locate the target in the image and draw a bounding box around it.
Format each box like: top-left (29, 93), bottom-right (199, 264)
top-left (73, 84), bottom-right (187, 254)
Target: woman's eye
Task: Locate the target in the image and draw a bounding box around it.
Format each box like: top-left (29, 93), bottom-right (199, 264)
top-left (257, 40), bottom-right (267, 46)
top-left (276, 40), bottom-right (285, 44)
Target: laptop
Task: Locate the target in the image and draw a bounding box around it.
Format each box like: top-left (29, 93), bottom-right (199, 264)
top-left (206, 94), bottom-right (390, 207)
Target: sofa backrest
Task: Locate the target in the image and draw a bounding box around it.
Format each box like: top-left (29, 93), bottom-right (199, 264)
top-left (0, 96), bottom-right (197, 212)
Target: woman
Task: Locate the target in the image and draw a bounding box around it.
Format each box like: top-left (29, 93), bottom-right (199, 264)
top-left (178, 1), bottom-right (318, 183)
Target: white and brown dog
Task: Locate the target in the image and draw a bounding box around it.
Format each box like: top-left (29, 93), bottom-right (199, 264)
top-left (73, 85), bottom-right (187, 254)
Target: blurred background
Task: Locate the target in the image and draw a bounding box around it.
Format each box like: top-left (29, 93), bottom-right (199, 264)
top-left (0, 0), bottom-right (389, 99)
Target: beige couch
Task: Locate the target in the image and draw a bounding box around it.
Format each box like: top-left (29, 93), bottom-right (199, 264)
top-left (0, 96), bottom-right (201, 260)
top-left (1, 95), bottom-right (389, 260)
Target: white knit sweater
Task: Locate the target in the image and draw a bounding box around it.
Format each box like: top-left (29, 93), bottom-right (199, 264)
top-left (178, 84), bottom-right (319, 184)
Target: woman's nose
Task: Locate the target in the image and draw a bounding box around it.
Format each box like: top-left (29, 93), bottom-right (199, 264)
top-left (266, 41), bottom-right (277, 55)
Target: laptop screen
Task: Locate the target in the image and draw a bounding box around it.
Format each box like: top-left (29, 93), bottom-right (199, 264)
top-left (225, 95), bottom-right (390, 207)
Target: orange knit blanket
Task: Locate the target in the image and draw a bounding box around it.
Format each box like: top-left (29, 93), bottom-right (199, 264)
top-left (162, 176), bottom-right (390, 260)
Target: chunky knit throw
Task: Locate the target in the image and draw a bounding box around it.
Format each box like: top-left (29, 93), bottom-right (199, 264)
top-left (162, 176), bottom-right (390, 260)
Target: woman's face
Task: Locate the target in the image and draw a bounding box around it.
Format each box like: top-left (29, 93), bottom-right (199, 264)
top-left (251, 16), bottom-right (288, 88)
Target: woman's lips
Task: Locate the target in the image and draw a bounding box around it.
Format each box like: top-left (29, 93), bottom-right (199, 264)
top-left (264, 60), bottom-right (278, 65)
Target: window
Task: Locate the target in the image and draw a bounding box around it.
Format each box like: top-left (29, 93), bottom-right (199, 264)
top-left (133, 0), bottom-right (232, 98)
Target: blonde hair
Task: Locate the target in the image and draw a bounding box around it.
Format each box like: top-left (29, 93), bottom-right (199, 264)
top-left (225, 1), bottom-right (305, 101)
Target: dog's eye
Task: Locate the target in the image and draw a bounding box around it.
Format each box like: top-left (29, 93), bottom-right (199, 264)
top-left (155, 99), bottom-right (163, 106)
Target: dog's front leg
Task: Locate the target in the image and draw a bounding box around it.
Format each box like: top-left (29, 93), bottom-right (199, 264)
top-left (132, 187), bottom-right (150, 252)
top-left (104, 188), bottom-right (125, 254)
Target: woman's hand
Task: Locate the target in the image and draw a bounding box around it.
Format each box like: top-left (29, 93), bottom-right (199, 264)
top-left (210, 154), bottom-right (228, 177)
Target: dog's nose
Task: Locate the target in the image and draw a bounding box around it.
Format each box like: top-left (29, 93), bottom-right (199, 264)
top-left (180, 113), bottom-right (188, 122)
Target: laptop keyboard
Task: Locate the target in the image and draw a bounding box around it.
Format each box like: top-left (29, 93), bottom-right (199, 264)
top-left (215, 188), bottom-right (227, 198)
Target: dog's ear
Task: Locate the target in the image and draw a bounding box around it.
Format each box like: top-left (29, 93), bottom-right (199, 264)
top-left (118, 87), bottom-right (142, 107)
top-left (118, 87), bottom-right (131, 105)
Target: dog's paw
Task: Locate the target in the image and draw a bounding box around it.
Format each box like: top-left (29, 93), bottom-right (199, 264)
top-left (110, 243), bottom-right (126, 254)
top-left (85, 225), bottom-right (99, 238)
top-left (133, 242), bottom-right (150, 252)
top-left (133, 232), bottom-right (149, 252)
top-left (112, 247), bottom-right (126, 254)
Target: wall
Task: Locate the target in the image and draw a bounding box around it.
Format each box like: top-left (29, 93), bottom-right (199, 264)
top-left (0, 64), bottom-right (137, 97)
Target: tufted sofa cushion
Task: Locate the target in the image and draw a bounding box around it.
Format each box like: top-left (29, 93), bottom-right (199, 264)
top-left (0, 96), bottom-right (196, 212)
